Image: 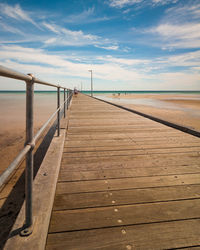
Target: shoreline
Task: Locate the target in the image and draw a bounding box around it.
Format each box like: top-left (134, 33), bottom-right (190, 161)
top-left (99, 93), bottom-right (200, 131)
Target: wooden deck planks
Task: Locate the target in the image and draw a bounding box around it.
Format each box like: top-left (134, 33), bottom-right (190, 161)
top-left (58, 165), bottom-right (200, 181)
top-left (53, 184), bottom-right (200, 210)
top-left (46, 94), bottom-right (200, 249)
top-left (49, 199), bottom-right (200, 233)
top-left (56, 173), bottom-right (200, 194)
top-left (47, 219), bottom-right (200, 250)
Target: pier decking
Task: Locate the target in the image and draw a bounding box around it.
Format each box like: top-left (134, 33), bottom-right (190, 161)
top-left (46, 94), bottom-right (200, 249)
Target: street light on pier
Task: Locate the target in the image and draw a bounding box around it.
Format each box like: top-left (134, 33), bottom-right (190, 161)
top-left (88, 70), bottom-right (93, 97)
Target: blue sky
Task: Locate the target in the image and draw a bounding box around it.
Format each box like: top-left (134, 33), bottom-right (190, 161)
top-left (0, 0), bottom-right (200, 90)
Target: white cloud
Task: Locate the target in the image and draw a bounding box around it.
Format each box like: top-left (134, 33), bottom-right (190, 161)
top-left (43, 23), bottom-right (60, 34)
top-left (64, 7), bottom-right (110, 24)
top-left (155, 72), bottom-right (200, 90)
top-left (95, 45), bottom-right (119, 50)
top-left (109, 0), bottom-right (142, 8)
top-left (151, 23), bottom-right (200, 49)
top-left (144, 2), bottom-right (200, 49)
top-left (0, 45), bottom-right (143, 82)
top-left (42, 22), bottom-right (119, 49)
top-left (43, 26), bottom-right (100, 47)
top-left (97, 55), bottom-right (149, 65)
top-left (165, 3), bottom-right (200, 22)
top-left (152, 0), bottom-right (178, 4)
top-left (1, 45), bottom-right (199, 90)
top-left (0, 21), bottom-right (24, 35)
top-left (109, 0), bottom-right (178, 8)
top-left (0, 3), bottom-right (116, 50)
top-left (158, 50), bottom-right (200, 68)
top-left (0, 3), bottom-right (39, 28)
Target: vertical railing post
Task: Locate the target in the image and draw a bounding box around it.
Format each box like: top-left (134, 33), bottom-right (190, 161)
top-left (91, 70), bottom-right (93, 97)
top-left (64, 88), bottom-right (66, 118)
top-left (57, 86), bottom-right (60, 136)
top-left (20, 74), bottom-right (35, 236)
top-left (67, 89), bottom-right (69, 110)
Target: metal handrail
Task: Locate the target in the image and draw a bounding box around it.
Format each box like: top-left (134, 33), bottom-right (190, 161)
top-left (0, 145), bottom-right (31, 187)
top-left (0, 65), bottom-right (68, 89)
top-left (0, 64), bottom-right (73, 236)
top-left (34, 92), bottom-right (73, 143)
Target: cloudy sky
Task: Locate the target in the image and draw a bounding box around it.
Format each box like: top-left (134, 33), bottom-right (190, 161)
top-left (0, 0), bottom-right (200, 90)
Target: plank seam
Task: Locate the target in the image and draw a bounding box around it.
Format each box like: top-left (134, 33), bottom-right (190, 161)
top-left (47, 217), bottom-right (200, 234)
top-left (52, 197), bottom-right (200, 211)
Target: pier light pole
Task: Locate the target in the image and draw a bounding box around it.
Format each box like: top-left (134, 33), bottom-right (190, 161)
top-left (88, 70), bottom-right (93, 97)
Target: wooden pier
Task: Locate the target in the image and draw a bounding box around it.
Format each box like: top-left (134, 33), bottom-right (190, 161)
top-left (45, 94), bottom-right (200, 249)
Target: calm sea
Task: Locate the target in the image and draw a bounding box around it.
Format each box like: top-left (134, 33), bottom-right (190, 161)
top-left (82, 90), bottom-right (200, 94)
top-left (1, 90), bottom-right (200, 94)
top-left (0, 90), bottom-right (199, 113)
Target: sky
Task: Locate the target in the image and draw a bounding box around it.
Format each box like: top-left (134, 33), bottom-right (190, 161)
top-left (0, 0), bottom-right (200, 90)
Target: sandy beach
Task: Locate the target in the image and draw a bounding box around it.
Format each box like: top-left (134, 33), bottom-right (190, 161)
top-left (104, 93), bottom-right (200, 131)
top-left (0, 92), bottom-right (60, 175)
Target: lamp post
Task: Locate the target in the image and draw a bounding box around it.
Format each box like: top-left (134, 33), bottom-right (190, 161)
top-left (88, 70), bottom-right (93, 97)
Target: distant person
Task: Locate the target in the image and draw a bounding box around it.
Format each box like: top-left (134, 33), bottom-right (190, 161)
top-left (74, 87), bottom-right (78, 96)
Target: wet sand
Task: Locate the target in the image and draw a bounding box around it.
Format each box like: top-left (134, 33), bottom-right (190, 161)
top-left (0, 92), bottom-right (59, 175)
top-left (104, 93), bottom-right (200, 131)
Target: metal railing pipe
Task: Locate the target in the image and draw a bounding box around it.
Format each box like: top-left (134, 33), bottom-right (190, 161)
top-left (34, 107), bottom-right (60, 143)
top-left (0, 65), bottom-right (65, 89)
top-left (64, 88), bottom-right (66, 118)
top-left (34, 78), bottom-right (60, 88)
top-left (67, 89), bottom-right (69, 110)
top-left (0, 145), bottom-right (31, 187)
top-left (20, 74), bottom-right (35, 236)
top-left (57, 87), bottom-right (60, 137)
top-left (0, 65), bottom-right (32, 82)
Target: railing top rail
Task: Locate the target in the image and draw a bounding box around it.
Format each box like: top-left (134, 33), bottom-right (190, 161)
top-left (0, 65), bottom-right (69, 90)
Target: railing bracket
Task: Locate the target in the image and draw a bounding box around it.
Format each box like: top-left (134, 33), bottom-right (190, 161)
top-left (20, 222), bottom-right (35, 237)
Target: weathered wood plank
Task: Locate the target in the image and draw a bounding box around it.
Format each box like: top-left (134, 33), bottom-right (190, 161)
top-left (64, 142), bottom-right (200, 151)
top-left (64, 137), bottom-right (200, 147)
top-left (62, 146), bottom-right (200, 158)
top-left (49, 199), bottom-right (200, 232)
top-left (58, 164), bottom-right (200, 181)
top-left (66, 131), bottom-right (181, 140)
top-left (53, 184), bottom-right (200, 210)
top-left (60, 153), bottom-right (200, 171)
top-left (47, 219), bottom-right (200, 249)
top-left (61, 151), bottom-right (200, 164)
top-left (56, 173), bottom-right (200, 194)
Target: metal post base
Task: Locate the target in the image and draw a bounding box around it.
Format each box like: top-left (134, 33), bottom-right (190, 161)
top-left (20, 222), bottom-right (34, 237)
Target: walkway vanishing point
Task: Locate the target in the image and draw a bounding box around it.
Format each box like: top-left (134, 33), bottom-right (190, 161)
top-left (5, 93), bottom-right (200, 249)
